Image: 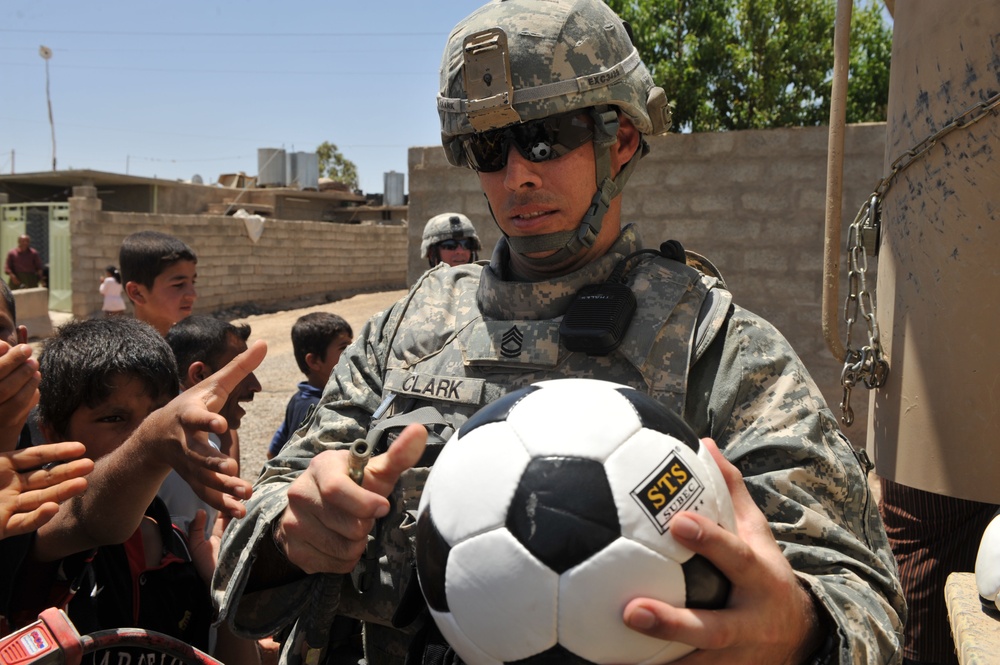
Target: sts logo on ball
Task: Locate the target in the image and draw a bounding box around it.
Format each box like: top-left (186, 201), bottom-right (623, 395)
top-left (633, 454), bottom-right (705, 534)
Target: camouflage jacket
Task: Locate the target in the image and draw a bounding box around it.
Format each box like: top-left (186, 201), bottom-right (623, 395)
top-left (214, 225), bottom-right (905, 665)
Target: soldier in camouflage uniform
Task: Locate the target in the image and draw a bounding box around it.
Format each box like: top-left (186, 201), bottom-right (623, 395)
top-left (421, 212), bottom-right (482, 268)
top-left (214, 1), bottom-right (906, 663)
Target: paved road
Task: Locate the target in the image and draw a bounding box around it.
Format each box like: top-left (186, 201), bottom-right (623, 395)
top-left (231, 289), bottom-right (407, 482)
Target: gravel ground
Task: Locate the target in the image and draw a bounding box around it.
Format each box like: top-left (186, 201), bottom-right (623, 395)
top-left (229, 289), bottom-right (407, 482)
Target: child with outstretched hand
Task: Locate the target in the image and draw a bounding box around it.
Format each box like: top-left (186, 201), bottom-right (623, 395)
top-left (0, 442), bottom-right (92, 540)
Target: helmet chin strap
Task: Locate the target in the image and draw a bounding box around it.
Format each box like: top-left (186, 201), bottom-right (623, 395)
top-left (500, 107), bottom-right (647, 273)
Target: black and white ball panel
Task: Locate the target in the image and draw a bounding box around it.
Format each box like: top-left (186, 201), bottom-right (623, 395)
top-left (557, 537), bottom-right (694, 664)
top-left (416, 379), bottom-right (736, 665)
top-left (418, 419), bottom-right (531, 545)
top-left (612, 387), bottom-right (700, 453)
top-left (442, 528), bottom-right (558, 663)
top-left (458, 385), bottom-right (539, 438)
top-left (506, 379), bottom-right (647, 461)
top-left (507, 456), bottom-right (620, 574)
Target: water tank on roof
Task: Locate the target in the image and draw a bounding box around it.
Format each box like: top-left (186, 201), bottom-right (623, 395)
top-left (384, 171), bottom-right (405, 206)
top-left (288, 151), bottom-right (320, 190)
top-left (258, 148), bottom-right (287, 187)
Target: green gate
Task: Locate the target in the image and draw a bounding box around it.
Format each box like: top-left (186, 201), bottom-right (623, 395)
top-left (0, 203), bottom-right (72, 312)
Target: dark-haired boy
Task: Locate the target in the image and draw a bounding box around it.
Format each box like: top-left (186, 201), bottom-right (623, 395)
top-left (5, 316), bottom-right (260, 663)
top-left (0, 280), bottom-right (94, 634)
top-left (0, 284), bottom-right (92, 532)
top-left (267, 311), bottom-right (352, 459)
top-left (163, 315), bottom-right (261, 533)
top-left (119, 230), bottom-right (198, 335)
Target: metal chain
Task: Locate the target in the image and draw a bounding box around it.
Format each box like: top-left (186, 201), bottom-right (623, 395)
top-left (840, 195), bottom-right (888, 425)
top-left (839, 91), bottom-right (1000, 426)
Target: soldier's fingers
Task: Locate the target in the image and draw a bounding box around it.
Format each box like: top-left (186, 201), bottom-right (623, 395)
top-left (280, 504), bottom-right (372, 574)
top-left (364, 423), bottom-right (428, 497)
top-left (291, 451), bottom-right (387, 531)
top-left (701, 438), bottom-right (773, 540)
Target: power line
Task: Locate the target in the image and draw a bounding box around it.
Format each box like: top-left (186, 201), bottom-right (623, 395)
top-left (0, 28), bottom-right (441, 37)
top-left (1, 115), bottom-right (421, 149)
top-left (0, 61), bottom-right (432, 77)
top-left (127, 154), bottom-right (254, 163)
top-left (0, 45), bottom-right (431, 55)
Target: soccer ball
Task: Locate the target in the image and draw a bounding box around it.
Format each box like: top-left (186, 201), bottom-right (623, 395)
top-left (414, 378), bottom-right (736, 665)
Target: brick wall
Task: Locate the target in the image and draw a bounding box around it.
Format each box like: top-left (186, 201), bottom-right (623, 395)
top-left (408, 123), bottom-right (888, 441)
top-left (68, 186), bottom-right (408, 320)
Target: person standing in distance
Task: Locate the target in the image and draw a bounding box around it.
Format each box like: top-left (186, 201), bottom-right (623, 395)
top-left (4, 235), bottom-right (43, 290)
top-left (99, 265), bottom-right (126, 316)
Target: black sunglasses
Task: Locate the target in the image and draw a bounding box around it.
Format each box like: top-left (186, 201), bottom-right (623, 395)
top-left (457, 111), bottom-right (594, 173)
top-left (437, 238), bottom-right (475, 251)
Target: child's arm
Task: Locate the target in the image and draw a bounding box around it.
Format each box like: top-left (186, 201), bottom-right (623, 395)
top-left (186, 510), bottom-right (262, 664)
top-left (0, 442), bottom-right (93, 540)
top-left (32, 341), bottom-right (266, 562)
top-left (0, 341), bottom-right (40, 453)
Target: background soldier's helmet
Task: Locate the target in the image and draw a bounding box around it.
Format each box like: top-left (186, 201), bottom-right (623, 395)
top-left (438, 0), bottom-right (672, 166)
top-left (421, 212), bottom-right (482, 259)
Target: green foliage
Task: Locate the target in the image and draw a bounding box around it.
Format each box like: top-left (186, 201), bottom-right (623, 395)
top-left (316, 141), bottom-right (359, 190)
top-left (606, 0), bottom-right (891, 131)
top-left (845, 1), bottom-right (892, 123)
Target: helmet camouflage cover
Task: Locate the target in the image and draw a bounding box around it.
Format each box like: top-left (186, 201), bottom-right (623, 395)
top-left (421, 212), bottom-right (482, 258)
top-left (438, 0), bottom-right (671, 167)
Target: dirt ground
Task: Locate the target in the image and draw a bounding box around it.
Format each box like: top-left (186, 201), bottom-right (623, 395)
top-left (43, 287), bottom-right (881, 504)
top-left (228, 288), bottom-right (881, 504)
top-left (229, 289), bottom-right (407, 481)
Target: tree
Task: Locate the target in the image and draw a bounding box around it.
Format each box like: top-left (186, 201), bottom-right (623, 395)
top-left (606, 0), bottom-right (891, 131)
top-left (609, 0), bottom-right (732, 133)
top-left (316, 141), bottom-right (359, 190)
top-left (845, 1), bottom-right (892, 123)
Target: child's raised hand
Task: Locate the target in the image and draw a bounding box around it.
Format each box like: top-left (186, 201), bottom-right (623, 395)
top-left (149, 340), bottom-right (266, 519)
top-left (0, 341), bottom-right (41, 453)
top-left (0, 441), bottom-right (94, 540)
top-left (187, 509), bottom-right (224, 584)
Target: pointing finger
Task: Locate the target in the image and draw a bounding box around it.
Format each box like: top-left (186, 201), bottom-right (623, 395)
top-left (199, 339), bottom-right (267, 411)
top-left (363, 423), bottom-right (428, 497)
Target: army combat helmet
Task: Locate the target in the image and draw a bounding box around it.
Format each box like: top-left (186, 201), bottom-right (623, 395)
top-left (438, 0), bottom-right (671, 268)
top-left (421, 212), bottom-right (482, 266)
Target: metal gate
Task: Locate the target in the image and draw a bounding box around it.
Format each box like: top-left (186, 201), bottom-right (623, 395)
top-left (0, 203), bottom-right (72, 312)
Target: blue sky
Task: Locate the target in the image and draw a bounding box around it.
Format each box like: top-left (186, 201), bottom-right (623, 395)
top-left (1, 1), bottom-right (485, 194)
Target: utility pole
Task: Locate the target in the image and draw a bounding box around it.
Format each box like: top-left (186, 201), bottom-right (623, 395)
top-left (39, 45), bottom-right (56, 170)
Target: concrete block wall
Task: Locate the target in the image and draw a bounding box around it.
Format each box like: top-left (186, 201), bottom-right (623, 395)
top-left (408, 123), bottom-right (888, 441)
top-left (68, 187), bottom-right (408, 321)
